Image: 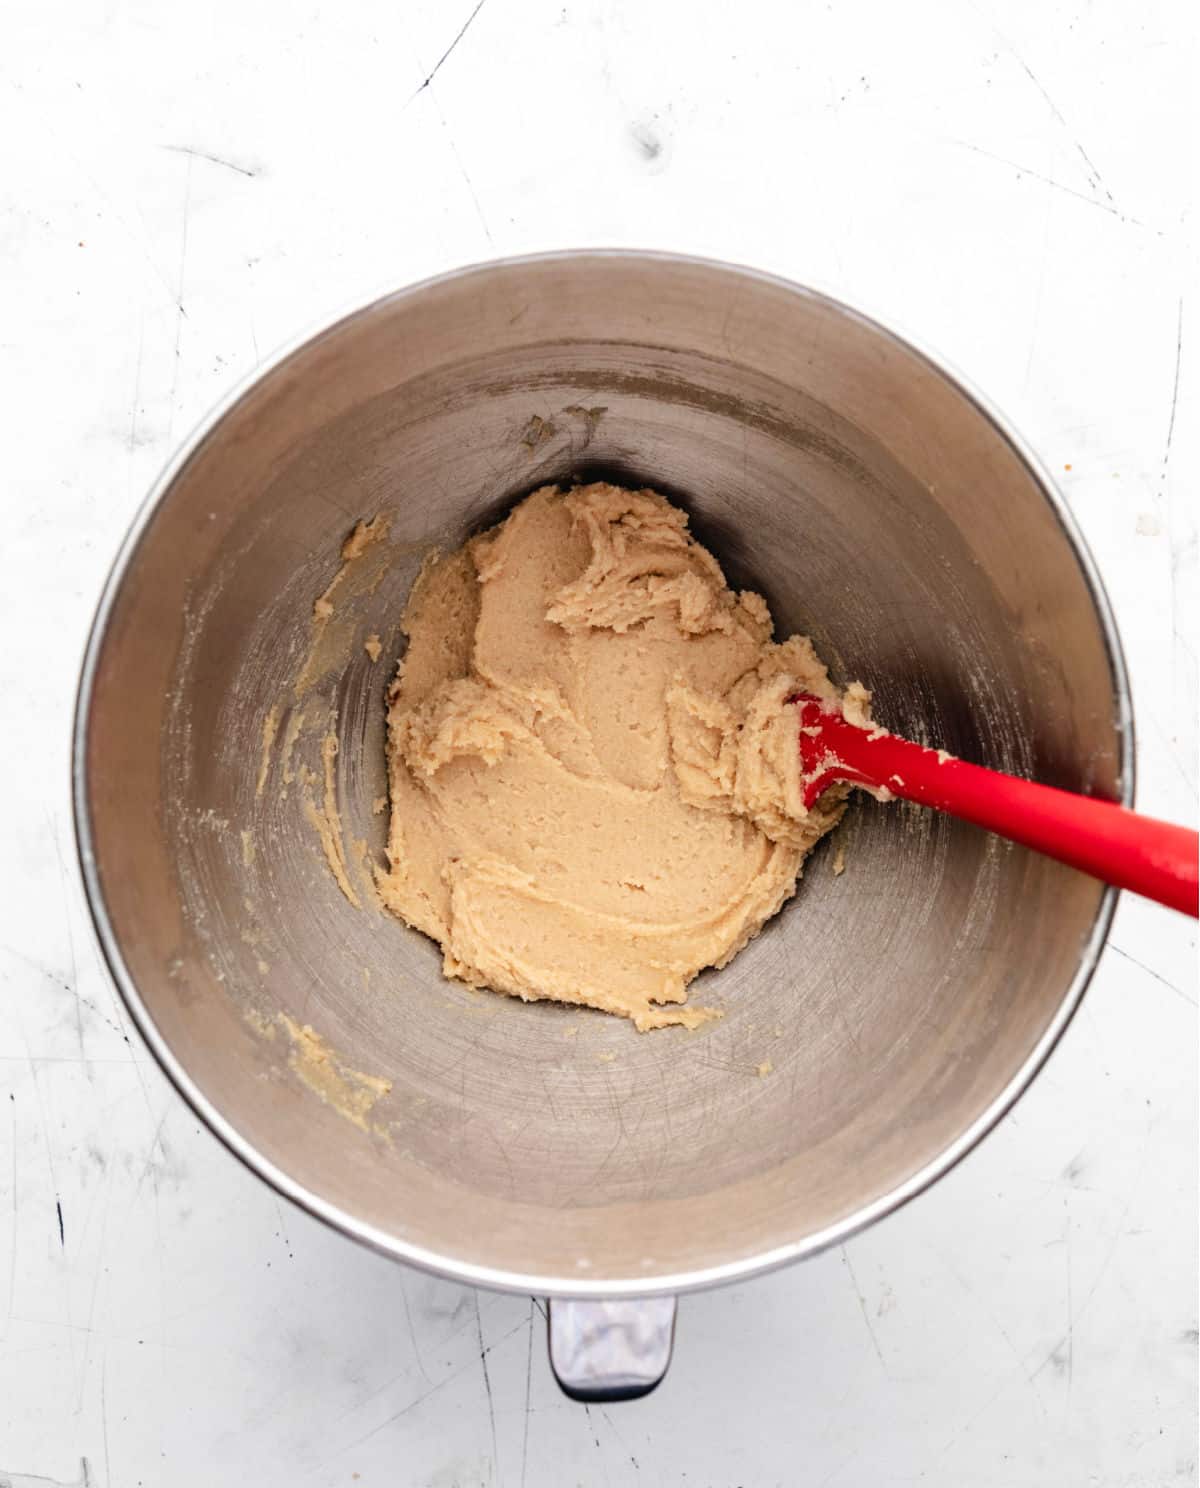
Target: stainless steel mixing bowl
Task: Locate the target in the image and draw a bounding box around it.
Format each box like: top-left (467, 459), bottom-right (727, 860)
top-left (74, 252), bottom-right (1131, 1398)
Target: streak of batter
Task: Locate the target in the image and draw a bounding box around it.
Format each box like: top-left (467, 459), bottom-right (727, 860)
top-left (377, 484), bottom-right (862, 1030)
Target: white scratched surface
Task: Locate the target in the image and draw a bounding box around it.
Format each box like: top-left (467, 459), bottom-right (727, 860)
top-left (0, 0), bottom-right (1195, 1483)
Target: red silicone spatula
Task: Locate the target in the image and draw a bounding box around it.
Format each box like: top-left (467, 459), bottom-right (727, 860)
top-left (795, 694), bottom-right (1199, 917)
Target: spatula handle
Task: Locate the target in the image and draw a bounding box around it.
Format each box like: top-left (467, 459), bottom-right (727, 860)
top-left (801, 708), bottom-right (1198, 917)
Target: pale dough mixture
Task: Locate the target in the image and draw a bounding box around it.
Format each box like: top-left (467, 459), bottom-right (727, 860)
top-left (378, 483), bottom-right (862, 1030)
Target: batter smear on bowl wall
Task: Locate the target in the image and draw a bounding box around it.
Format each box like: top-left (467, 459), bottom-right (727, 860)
top-left (377, 482), bottom-right (872, 1029)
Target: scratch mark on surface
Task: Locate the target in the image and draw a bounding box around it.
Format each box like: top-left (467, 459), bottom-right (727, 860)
top-left (1010, 54), bottom-right (1115, 205)
top-left (922, 1367), bottom-right (1020, 1474)
top-left (408, 0), bottom-right (489, 101)
top-left (101, 1354), bottom-right (112, 1488)
top-left (1064, 1211), bottom-right (1074, 1403)
top-left (46, 811), bottom-right (83, 1065)
top-left (133, 1107), bottom-right (171, 1200)
top-left (399, 1272), bottom-right (431, 1384)
top-left (162, 143), bottom-right (258, 177)
top-left (166, 151), bottom-right (193, 441)
top-left (476, 1293), bottom-right (499, 1485)
top-left (1035, 1117), bottom-right (1155, 1383)
top-left (75, 1129), bottom-right (118, 1405)
top-left (338, 1315), bottom-right (527, 1452)
top-left (600, 1408), bottom-right (640, 1472)
top-left (929, 1242), bottom-right (1048, 1416)
top-left (520, 1298), bottom-right (534, 1488)
top-left (1160, 297), bottom-right (1183, 494)
top-left (55, 1198), bottom-right (64, 1248)
top-left (0, 1461), bottom-right (94, 1487)
top-left (5, 1102), bottom-right (16, 1335)
top-left (816, 1448), bottom-right (862, 1486)
top-left (326, 1292), bottom-right (483, 1432)
top-left (947, 139), bottom-right (1144, 225)
top-left (433, 100), bottom-right (495, 246)
top-left (539, 1072), bottom-right (561, 1122)
top-left (0, 1462), bottom-right (97, 1488)
top-left (841, 1248), bottom-right (887, 1372)
top-left (1145, 708), bottom-right (1197, 793)
top-left (583, 1403), bottom-right (612, 1484)
top-left (20, 1029), bottom-right (80, 1399)
top-left (0, 1055), bottom-right (136, 1066)
top-left (831, 989), bottom-right (865, 1061)
top-left (272, 1195), bottom-right (294, 1261)
top-left (127, 315), bottom-right (145, 461)
top-left (1071, 1214), bottom-right (1077, 1398)
top-left (1, 943), bottom-right (134, 1049)
top-left (1109, 943), bottom-right (1196, 1007)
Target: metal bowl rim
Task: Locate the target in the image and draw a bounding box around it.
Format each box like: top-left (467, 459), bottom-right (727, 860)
top-left (71, 248), bottom-right (1135, 1298)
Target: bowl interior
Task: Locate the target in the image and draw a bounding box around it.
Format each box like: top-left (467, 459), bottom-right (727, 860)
top-left (80, 256), bottom-right (1124, 1290)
